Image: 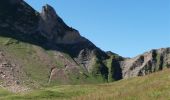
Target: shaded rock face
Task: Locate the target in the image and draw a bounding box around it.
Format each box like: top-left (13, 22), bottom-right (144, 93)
top-left (39, 4), bottom-right (83, 44)
top-left (0, 0), bottom-right (40, 41)
top-left (121, 48), bottom-right (170, 79)
top-left (9, 0), bottom-right (22, 5)
top-left (112, 59), bottom-right (122, 80)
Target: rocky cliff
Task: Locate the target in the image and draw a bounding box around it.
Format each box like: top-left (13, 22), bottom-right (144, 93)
top-left (121, 48), bottom-right (170, 78)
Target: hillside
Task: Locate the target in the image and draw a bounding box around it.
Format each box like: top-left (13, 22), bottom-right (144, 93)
top-left (0, 0), bottom-right (169, 93)
top-left (0, 0), bottom-right (114, 91)
top-left (0, 69), bottom-right (170, 100)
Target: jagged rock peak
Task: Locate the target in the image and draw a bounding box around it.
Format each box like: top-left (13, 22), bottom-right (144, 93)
top-left (39, 4), bottom-right (83, 44)
top-left (41, 4), bottom-right (59, 21)
top-left (40, 4), bottom-right (69, 31)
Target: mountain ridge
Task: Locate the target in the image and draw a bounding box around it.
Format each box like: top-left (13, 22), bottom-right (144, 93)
top-left (0, 0), bottom-right (169, 92)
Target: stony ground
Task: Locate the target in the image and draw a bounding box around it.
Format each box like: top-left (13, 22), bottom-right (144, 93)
top-left (0, 69), bottom-right (170, 100)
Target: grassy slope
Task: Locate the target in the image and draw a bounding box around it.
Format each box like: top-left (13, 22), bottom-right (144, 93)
top-left (0, 69), bottom-right (170, 100)
top-left (0, 36), bottom-right (105, 86)
top-left (0, 36), bottom-right (67, 87)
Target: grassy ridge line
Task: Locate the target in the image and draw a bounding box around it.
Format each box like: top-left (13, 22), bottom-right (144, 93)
top-left (0, 69), bottom-right (170, 100)
top-left (73, 69), bottom-right (170, 100)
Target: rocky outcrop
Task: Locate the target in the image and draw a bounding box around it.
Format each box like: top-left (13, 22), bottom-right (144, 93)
top-left (39, 4), bottom-right (83, 44)
top-left (0, 50), bottom-right (29, 92)
top-left (121, 48), bottom-right (170, 79)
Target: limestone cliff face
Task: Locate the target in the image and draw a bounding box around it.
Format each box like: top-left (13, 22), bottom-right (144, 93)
top-left (121, 48), bottom-right (170, 79)
top-left (39, 4), bottom-right (83, 44)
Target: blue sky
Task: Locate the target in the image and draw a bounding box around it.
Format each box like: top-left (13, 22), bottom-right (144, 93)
top-left (25, 0), bottom-right (170, 57)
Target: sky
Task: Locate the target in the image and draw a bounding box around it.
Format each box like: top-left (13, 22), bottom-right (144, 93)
top-left (25, 0), bottom-right (170, 57)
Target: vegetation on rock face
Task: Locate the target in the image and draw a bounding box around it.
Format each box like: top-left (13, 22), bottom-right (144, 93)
top-left (88, 56), bottom-right (108, 82)
top-left (122, 48), bottom-right (170, 78)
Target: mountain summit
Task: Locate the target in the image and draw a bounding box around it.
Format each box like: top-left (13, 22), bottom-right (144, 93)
top-left (39, 4), bottom-right (82, 44)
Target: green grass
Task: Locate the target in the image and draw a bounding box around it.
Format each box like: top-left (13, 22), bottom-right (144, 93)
top-left (0, 36), bottom-right (105, 86)
top-left (0, 37), bottom-right (51, 87)
top-left (105, 57), bottom-right (114, 82)
top-left (0, 69), bottom-right (170, 100)
top-left (1, 36), bottom-right (170, 100)
top-left (46, 50), bottom-right (65, 68)
top-left (0, 88), bottom-right (12, 98)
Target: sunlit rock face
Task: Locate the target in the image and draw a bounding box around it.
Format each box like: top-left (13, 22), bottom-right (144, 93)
top-left (121, 48), bottom-right (170, 79)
